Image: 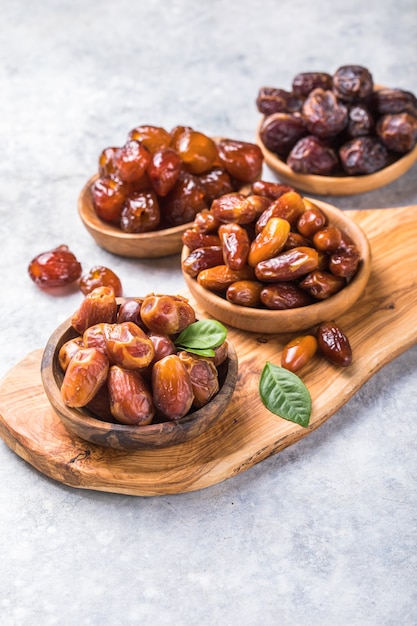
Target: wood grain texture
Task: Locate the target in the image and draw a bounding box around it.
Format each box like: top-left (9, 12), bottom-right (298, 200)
top-left (0, 206), bottom-right (416, 496)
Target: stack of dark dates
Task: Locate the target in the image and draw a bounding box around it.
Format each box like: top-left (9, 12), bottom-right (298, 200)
top-left (181, 180), bottom-right (360, 309)
top-left (257, 65), bottom-right (417, 176)
top-left (59, 289), bottom-right (229, 425)
top-left (91, 124), bottom-right (263, 232)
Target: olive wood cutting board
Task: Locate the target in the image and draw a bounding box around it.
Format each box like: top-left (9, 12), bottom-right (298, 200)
top-left (0, 205), bottom-right (416, 496)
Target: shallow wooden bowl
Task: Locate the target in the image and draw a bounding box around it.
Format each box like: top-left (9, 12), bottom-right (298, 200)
top-left (256, 119), bottom-right (417, 196)
top-left (78, 174), bottom-right (192, 258)
top-left (40, 315), bottom-right (238, 450)
top-left (182, 199), bottom-right (371, 334)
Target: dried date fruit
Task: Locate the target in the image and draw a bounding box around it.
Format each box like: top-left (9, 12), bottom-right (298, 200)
top-left (313, 226), bottom-right (342, 252)
top-left (82, 322), bottom-right (108, 353)
top-left (91, 176), bottom-right (127, 223)
top-left (317, 321), bottom-right (352, 367)
top-left (152, 354), bottom-right (194, 420)
top-left (61, 347), bottom-right (109, 407)
top-left (218, 223), bottom-right (250, 270)
top-left (329, 245), bottom-right (360, 278)
top-left (259, 112), bottom-right (307, 157)
top-left (287, 135), bottom-right (338, 175)
top-left (113, 140), bottom-right (151, 183)
top-left (108, 366), bottom-right (154, 425)
top-left (281, 335), bottom-right (318, 372)
top-left (160, 171), bottom-right (207, 227)
top-left (302, 89), bottom-right (348, 138)
top-left (299, 270), bottom-right (346, 300)
top-left (127, 125), bottom-right (171, 154)
top-left (297, 202), bottom-right (328, 237)
top-left (255, 247), bottom-right (319, 282)
top-left (292, 72), bottom-right (333, 97)
top-left (197, 168), bottom-right (234, 204)
top-left (147, 148), bottom-right (182, 196)
top-left (103, 321), bottom-right (155, 370)
top-left (370, 88), bottom-right (417, 116)
top-left (248, 217), bottom-right (290, 267)
top-left (175, 130), bottom-right (218, 174)
top-left (120, 190), bottom-right (160, 233)
top-left (256, 87), bottom-right (304, 115)
top-left (376, 113), bottom-right (417, 153)
top-left (191, 208), bottom-right (222, 234)
top-left (339, 136), bottom-right (389, 174)
top-left (251, 180), bottom-right (294, 200)
top-left (181, 229), bottom-right (221, 252)
top-left (197, 264), bottom-right (255, 292)
top-left (226, 280), bottom-right (263, 307)
top-left (28, 244), bottom-right (82, 289)
top-left (347, 103), bottom-right (374, 138)
top-left (148, 332), bottom-right (177, 363)
top-left (58, 336), bottom-right (84, 371)
top-left (182, 245), bottom-right (224, 277)
top-left (117, 298), bottom-right (146, 329)
top-left (71, 286), bottom-right (117, 334)
top-left (217, 139), bottom-right (263, 183)
top-left (140, 294), bottom-right (196, 334)
top-left (98, 147), bottom-right (118, 176)
top-left (260, 282), bottom-right (314, 309)
top-left (332, 65), bottom-right (373, 102)
top-left (80, 266), bottom-right (123, 297)
top-left (210, 193), bottom-right (257, 225)
top-left (255, 190), bottom-right (305, 232)
top-left (177, 351), bottom-right (219, 408)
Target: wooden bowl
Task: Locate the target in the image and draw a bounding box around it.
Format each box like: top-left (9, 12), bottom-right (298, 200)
top-left (40, 314), bottom-right (238, 450)
top-left (78, 174), bottom-right (192, 258)
top-left (181, 199), bottom-right (371, 334)
top-left (256, 119), bottom-right (417, 196)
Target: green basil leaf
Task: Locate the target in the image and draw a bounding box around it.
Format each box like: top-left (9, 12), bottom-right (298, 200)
top-left (259, 361), bottom-right (311, 428)
top-left (181, 347), bottom-right (216, 357)
top-left (174, 320), bottom-right (227, 350)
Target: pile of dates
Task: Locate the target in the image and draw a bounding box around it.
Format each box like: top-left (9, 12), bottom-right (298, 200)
top-left (181, 180), bottom-right (360, 309)
top-left (257, 65), bottom-right (417, 176)
top-left (58, 289), bottom-right (229, 425)
top-left (91, 124), bottom-right (263, 231)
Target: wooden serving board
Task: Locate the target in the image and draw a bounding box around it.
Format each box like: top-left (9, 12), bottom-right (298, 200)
top-left (1, 206), bottom-right (416, 496)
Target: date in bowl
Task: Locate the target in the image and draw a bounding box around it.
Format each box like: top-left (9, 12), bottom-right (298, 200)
top-left (181, 199), bottom-right (371, 334)
top-left (40, 306), bottom-right (238, 450)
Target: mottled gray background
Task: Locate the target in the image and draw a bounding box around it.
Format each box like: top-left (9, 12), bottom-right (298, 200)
top-left (1, 1), bottom-right (416, 624)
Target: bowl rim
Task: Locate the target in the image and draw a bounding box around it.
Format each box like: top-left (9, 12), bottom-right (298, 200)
top-left (40, 306), bottom-right (239, 448)
top-left (181, 198), bottom-right (372, 334)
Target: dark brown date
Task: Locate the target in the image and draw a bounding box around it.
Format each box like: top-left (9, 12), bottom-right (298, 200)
top-left (347, 103), bottom-right (375, 138)
top-left (329, 245), bottom-right (360, 278)
top-left (256, 87), bottom-right (304, 115)
top-left (339, 136), bottom-right (389, 174)
top-left (371, 88), bottom-right (417, 117)
top-left (287, 135), bottom-right (338, 175)
top-left (302, 89), bottom-right (348, 138)
top-left (376, 113), bottom-right (417, 153)
top-left (332, 65), bottom-right (373, 102)
top-left (313, 226), bottom-right (342, 252)
top-left (160, 171), bottom-right (207, 227)
top-left (255, 247), bottom-right (319, 282)
top-left (197, 168), bottom-right (234, 204)
top-left (120, 190), bottom-right (161, 233)
top-left (292, 72), bottom-right (333, 98)
top-left (297, 202), bottom-right (328, 237)
top-left (259, 112), bottom-right (307, 157)
top-left (317, 321), bottom-right (352, 367)
top-left (251, 180), bottom-right (294, 200)
top-left (181, 229), bottom-right (221, 252)
top-left (147, 148), bottom-right (182, 197)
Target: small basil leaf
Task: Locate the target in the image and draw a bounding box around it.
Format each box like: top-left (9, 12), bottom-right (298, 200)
top-left (259, 361), bottom-right (311, 428)
top-left (174, 320), bottom-right (227, 350)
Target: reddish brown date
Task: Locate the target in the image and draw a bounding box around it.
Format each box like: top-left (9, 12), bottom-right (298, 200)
top-left (114, 140), bottom-right (151, 183)
top-left (28, 245), bottom-right (82, 289)
top-left (248, 217), bottom-right (290, 267)
top-left (160, 171), bottom-right (207, 227)
top-left (120, 190), bottom-right (161, 233)
top-left (61, 347), bottom-right (109, 407)
top-left (108, 365), bottom-right (154, 425)
top-left (299, 270), bottom-right (346, 300)
top-left (80, 266), bottom-right (123, 297)
top-left (329, 245), bottom-right (360, 278)
top-left (58, 336), bottom-right (84, 372)
top-left (178, 351), bottom-right (219, 408)
top-left (103, 321), bottom-right (155, 370)
top-left (317, 321), bottom-right (352, 367)
top-left (226, 280), bottom-right (263, 307)
top-left (182, 246), bottom-right (224, 277)
top-left (91, 176), bottom-right (127, 223)
top-left (152, 355), bottom-right (194, 420)
top-left (260, 282), bottom-right (314, 309)
top-left (147, 148), bottom-right (182, 196)
top-left (218, 223), bottom-right (250, 270)
top-left (175, 130), bottom-right (218, 175)
top-left (181, 229), bottom-right (221, 252)
top-left (217, 139), bottom-right (263, 183)
top-left (210, 193), bottom-right (257, 225)
top-left (255, 190), bottom-right (306, 232)
top-left (197, 265), bottom-right (255, 292)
